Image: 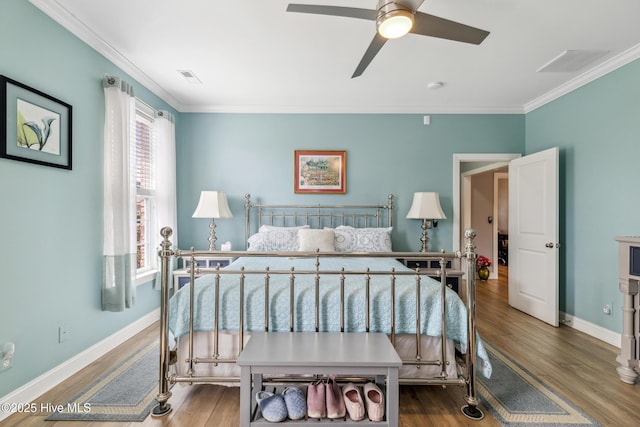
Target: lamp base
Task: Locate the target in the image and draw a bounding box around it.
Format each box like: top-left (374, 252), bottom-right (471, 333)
top-left (208, 218), bottom-right (217, 251)
top-left (418, 219), bottom-right (432, 252)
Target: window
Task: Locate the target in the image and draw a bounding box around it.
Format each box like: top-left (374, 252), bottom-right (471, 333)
top-left (133, 103), bottom-right (157, 278)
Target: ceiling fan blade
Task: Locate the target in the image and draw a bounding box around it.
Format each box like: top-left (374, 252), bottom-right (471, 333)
top-left (286, 4), bottom-right (377, 21)
top-left (352, 33), bottom-right (388, 78)
top-left (411, 12), bottom-right (489, 44)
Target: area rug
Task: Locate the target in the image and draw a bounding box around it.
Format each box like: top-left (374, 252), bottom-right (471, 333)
top-left (46, 338), bottom-right (159, 421)
top-left (478, 341), bottom-right (602, 426)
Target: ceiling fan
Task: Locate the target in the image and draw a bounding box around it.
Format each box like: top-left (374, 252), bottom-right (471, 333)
top-left (287, 0), bottom-right (490, 78)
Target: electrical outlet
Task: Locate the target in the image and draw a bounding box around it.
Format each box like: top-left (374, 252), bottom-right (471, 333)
top-left (0, 342), bottom-right (14, 372)
top-left (58, 326), bottom-right (69, 343)
top-left (603, 304), bottom-right (612, 315)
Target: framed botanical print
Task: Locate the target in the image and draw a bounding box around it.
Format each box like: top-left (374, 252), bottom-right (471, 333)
top-left (1, 75), bottom-right (72, 170)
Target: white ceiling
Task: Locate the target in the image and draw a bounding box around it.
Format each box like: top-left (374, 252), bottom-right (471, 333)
top-left (30, 0), bottom-right (640, 114)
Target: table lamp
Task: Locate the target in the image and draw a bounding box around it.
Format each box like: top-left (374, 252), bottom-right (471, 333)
top-left (406, 192), bottom-right (446, 252)
top-left (192, 191), bottom-right (232, 251)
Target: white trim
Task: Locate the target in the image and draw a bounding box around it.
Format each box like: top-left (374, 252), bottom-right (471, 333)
top-left (0, 309), bottom-right (159, 422)
top-left (462, 162), bottom-right (509, 177)
top-left (181, 104), bottom-right (525, 115)
top-left (135, 269), bottom-right (158, 287)
top-left (492, 172), bottom-right (508, 280)
top-left (560, 312), bottom-right (620, 349)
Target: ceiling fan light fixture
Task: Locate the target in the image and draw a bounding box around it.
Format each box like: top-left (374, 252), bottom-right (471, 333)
top-left (377, 6), bottom-right (414, 39)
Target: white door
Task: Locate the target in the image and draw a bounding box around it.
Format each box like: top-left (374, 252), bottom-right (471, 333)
top-left (508, 147), bottom-right (559, 326)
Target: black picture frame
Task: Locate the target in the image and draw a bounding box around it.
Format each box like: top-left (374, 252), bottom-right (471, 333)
top-left (0, 75), bottom-right (72, 170)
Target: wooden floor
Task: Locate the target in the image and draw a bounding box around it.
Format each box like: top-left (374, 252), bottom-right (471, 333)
top-left (3, 265), bottom-right (639, 426)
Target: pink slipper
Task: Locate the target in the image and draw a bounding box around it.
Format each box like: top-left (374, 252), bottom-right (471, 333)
top-left (307, 379), bottom-right (326, 418)
top-left (326, 376), bottom-right (346, 419)
top-left (364, 382), bottom-right (385, 422)
top-left (342, 382), bottom-right (365, 421)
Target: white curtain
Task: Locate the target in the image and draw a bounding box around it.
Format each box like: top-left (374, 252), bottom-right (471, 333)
top-left (102, 76), bottom-right (136, 311)
top-left (154, 110), bottom-right (178, 288)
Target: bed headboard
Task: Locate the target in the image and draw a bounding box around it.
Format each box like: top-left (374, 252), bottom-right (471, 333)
top-left (243, 194), bottom-right (394, 248)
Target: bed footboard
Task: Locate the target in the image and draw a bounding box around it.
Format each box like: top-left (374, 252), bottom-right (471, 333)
top-left (153, 228), bottom-right (483, 420)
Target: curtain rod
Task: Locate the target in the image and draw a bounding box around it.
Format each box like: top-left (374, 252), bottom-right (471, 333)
top-left (104, 74), bottom-right (174, 122)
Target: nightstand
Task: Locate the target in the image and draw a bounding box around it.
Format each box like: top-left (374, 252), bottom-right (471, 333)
top-left (398, 257), bottom-right (463, 294)
top-left (401, 258), bottom-right (452, 270)
top-left (173, 255), bottom-right (236, 292)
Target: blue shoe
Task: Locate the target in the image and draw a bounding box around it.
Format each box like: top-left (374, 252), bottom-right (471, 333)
top-left (282, 387), bottom-right (307, 420)
top-left (256, 391), bottom-right (288, 422)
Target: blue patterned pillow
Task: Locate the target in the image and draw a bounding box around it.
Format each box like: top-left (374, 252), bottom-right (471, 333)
top-left (330, 226), bottom-right (393, 252)
top-left (248, 226), bottom-right (309, 251)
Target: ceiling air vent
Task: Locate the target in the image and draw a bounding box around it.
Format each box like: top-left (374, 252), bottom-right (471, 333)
top-left (178, 69), bottom-right (202, 83)
top-left (537, 50), bottom-right (609, 73)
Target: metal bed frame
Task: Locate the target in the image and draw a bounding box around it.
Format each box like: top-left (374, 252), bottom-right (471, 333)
top-left (153, 194), bottom-right (483, 420)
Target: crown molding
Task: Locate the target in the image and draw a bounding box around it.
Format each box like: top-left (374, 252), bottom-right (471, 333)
top-left (524, 43), bottom-right (640, 113)
top-left (181, 104), bottom-right (525, 115)
top-left (28, 0), bottom-right (185, 111)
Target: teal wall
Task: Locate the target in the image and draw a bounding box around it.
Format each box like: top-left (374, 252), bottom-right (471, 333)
top-left (525, 58), bottom-right (640, 332)
top-left (0, 0), bottom-right (176, 397)
top-left (176, 113), bottom-right (524, 252)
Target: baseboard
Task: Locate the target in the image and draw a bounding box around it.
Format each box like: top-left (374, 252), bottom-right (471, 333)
top-left (560, 311), bottom-right (620, 348)
top-left (0, 308), bottom-right (159, 422)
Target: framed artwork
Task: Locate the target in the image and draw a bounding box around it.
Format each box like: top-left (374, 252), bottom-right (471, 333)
top-left (1, 75), bottom-right (72, 170)
top-left (294, 150), bottom-right (346, 194)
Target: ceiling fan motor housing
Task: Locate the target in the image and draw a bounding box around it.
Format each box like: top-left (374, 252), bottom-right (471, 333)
top-left (376, 1), bottom-right (415, 39)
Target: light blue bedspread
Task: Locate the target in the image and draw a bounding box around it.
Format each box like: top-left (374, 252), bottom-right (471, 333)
top-left (168, 256), bottom-right (491, 377)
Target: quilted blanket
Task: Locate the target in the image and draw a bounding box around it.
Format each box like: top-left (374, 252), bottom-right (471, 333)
top-left (168, 256), bottom-right (491, 377)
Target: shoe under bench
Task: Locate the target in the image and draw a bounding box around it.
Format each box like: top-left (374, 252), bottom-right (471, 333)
top-left (237, 332), bottom-right (402, 426)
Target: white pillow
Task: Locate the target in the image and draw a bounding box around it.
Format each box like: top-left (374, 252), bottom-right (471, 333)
top-left (330, 226), bottom-right (393, 252)
top-left (298, 229), bottom-right (335, 252)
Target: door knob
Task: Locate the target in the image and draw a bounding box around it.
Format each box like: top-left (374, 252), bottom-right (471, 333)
top-left (545, 242), bottom-right (554, 248)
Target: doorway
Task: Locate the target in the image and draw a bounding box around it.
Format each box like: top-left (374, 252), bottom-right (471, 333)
top-left (452, 153), bottom-right (520, 256)
top-left (453, 154), bottom-right (519, 284)
top-left (453, 149), bottom-right (560, 327)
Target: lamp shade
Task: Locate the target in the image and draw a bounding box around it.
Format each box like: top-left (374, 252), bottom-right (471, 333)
top-left (192, 191), bottom-right (233, 219)
top-left (406, 192), bottom-right (446, 220)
